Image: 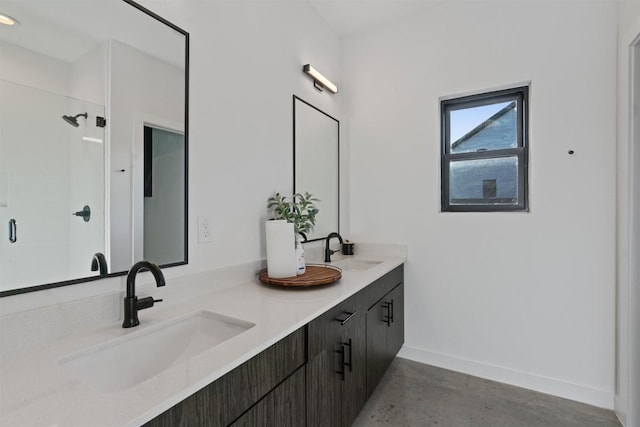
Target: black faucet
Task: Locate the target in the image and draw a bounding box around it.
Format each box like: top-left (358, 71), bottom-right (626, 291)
top-left (91, 252), bottom-right (108, 275)
top-left (324, 232), bottom-right (344, 262)
top-left (122, 261), bottom-right (165, 328)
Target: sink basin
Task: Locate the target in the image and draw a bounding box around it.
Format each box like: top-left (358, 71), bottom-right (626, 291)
top-left (331, 259), bottom-right (382, 271)
top-left (58, 310), bottom-right (254, 393)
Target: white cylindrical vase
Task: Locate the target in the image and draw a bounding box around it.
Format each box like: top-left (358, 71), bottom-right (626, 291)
top-left (265, 220), bottom-right (297, 278)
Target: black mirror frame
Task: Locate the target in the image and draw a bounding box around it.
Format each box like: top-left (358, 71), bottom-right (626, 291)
top-left (0, 0), bottom-right (189, 297)
top-left (292, 95), bottom-right (340, 242)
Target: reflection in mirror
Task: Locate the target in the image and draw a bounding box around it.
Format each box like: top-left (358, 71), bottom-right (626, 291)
top-left (0, 81), bottom-right (105, 289)
top-left (110, 37), bottom-right (187, 274)
top-left (141, 125), bottom-right (185, 265)
top-left (0, 0), bottom-right (188, 296)
top-left (293, 96), bottom-right (339, 241)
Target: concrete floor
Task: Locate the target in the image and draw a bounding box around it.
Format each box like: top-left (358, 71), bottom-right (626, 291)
top-left (353, 358), bottom-right (621, 427)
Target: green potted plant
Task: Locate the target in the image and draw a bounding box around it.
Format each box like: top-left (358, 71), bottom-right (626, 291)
top-left (267, 192), bottom-right (319, 275)
top-left (267, 192), bottom-right (319, 238)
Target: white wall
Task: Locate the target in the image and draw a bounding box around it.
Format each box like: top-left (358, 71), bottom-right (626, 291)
top-left (616, 1), bottom-right (640, 424)
top-left (0, 42), bottom-right (70, 96)
top-left (69, 42), bottom-right (107, 106)
top-left (133, 0), bottom-right (342, 274)
top-left (343, 1), bottom-right (617, 408)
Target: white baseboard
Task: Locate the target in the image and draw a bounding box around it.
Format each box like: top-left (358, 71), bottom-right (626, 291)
top-left (614, 395), bottom-right (627, 426)
top-left (398, 345), bottom-right (614, 410)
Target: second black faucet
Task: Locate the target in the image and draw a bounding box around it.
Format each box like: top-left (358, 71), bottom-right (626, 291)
top-left (122, 261), bottom-right (165, 328)
top-left (324, 232), bottom-right (344, 262)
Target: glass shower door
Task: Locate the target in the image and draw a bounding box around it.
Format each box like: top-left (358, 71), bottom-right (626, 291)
top-left (0, 80), bottom-right (105, 291)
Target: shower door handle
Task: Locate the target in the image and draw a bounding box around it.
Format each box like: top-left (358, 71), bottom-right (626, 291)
top-left (8, 219), bottom-right (16, 243)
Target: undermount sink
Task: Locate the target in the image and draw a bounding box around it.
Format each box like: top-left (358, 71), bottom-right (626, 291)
top-left (331, 259), bottom-right (382, 271)
top-left (58, 310), bottom-right (254, 393)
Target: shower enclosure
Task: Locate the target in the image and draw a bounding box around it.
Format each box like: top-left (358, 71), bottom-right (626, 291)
top-left (0, 80), bottom-right (105, 289)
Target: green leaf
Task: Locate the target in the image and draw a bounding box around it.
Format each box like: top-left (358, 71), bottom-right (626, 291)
top-left (267, 190), bottom-right (319, 234)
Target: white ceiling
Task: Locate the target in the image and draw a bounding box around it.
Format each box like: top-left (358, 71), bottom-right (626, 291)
top-left (0, 0), bottom-right (185, 68)
top-left (0, 0), bottom-right (444, 65)
top-left (308, 0), bottom-right (442, 37)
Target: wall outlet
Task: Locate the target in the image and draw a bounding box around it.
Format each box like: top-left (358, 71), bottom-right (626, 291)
top-left (198, 216), bottom-right (213, 243)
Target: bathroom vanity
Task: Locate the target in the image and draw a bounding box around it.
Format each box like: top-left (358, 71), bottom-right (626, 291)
top-left (0, 251), bottom-right (405, 427)
top-left (147, 265), bottom-right (403, 427)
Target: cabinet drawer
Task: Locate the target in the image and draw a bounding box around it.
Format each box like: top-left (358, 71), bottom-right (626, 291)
top-left (221, 327), bottom-right (306, 422)
top-left (145, 327), bottom-right (306, 427)
top-left (230, 366), bottom-right (305, 427)
top-left (364, 265), bottom-right (403, 310)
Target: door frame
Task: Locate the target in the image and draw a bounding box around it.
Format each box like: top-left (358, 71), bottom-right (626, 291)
top-left (617, 28), bottom-right (640, 427)
top-left (627, 36), bottom-right (640, 427)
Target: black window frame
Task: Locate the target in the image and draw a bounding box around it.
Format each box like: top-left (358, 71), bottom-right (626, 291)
top-left (441, 86), bottom-right (529, 212)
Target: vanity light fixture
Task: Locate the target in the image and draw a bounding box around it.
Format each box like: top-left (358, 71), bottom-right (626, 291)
top-left (303, 64), bottom-right (338, 94)
top-left (0, 13), bottom-right (19, 26)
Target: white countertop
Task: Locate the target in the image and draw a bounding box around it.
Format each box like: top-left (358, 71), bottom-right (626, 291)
top-left (0, 253), bottom-right (405, 427)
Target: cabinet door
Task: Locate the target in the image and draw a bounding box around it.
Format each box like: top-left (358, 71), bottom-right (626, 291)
top-left (307, 301), bottom-right (342, 427)
top-left (366, 296), bottom-right (391, 397)
top-left (340, 313), bottom-right (367, 426)
top-left (366, 283), bottom-right (404, 397)
top-left (307, 292), bottom-right (366, 427)
top-left (306, 344), bottom-right (342, 427)
top-left (230, 367), bottom-right (306, 427)
top-left (386, 283), bottom-right (404, 358)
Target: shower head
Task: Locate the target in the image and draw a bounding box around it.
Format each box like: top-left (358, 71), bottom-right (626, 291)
top-left (62, 112), bottom-right (88, 127)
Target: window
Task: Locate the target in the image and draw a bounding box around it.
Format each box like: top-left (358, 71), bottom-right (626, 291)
top-left (441, 86), bottom-right (528, 212)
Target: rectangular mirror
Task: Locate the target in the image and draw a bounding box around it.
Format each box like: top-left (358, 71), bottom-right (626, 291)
top-left (293, 95), bottom-right (339, 241)
top-left (0, 0), bottom-right (189, 296)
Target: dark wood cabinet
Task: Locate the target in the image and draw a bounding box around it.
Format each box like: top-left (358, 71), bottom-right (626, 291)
top-left (386, 284), bottom-right (405, 361)
top-left (145, 327), bottom-right (306, 427)
top-left (366, 282), bottom-right (404, 397)
top-left (230, 367), bottom-right (306, 427)
top-left (307, 292), bottom-right (367, 427)
top-left (147, 264), bottom-right (405, 427)
top-left (363, 265), bottom-right (403, 311)
top-left (339, 313), bottom-right (367, 426)
top-left (307, 264), bottom-right (404, 427)
top-left (306, 341), bottom-right (342, 426)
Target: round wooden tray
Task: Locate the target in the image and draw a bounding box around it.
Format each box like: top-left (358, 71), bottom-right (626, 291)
top-left (259, 264), bottom-right (342, 287)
